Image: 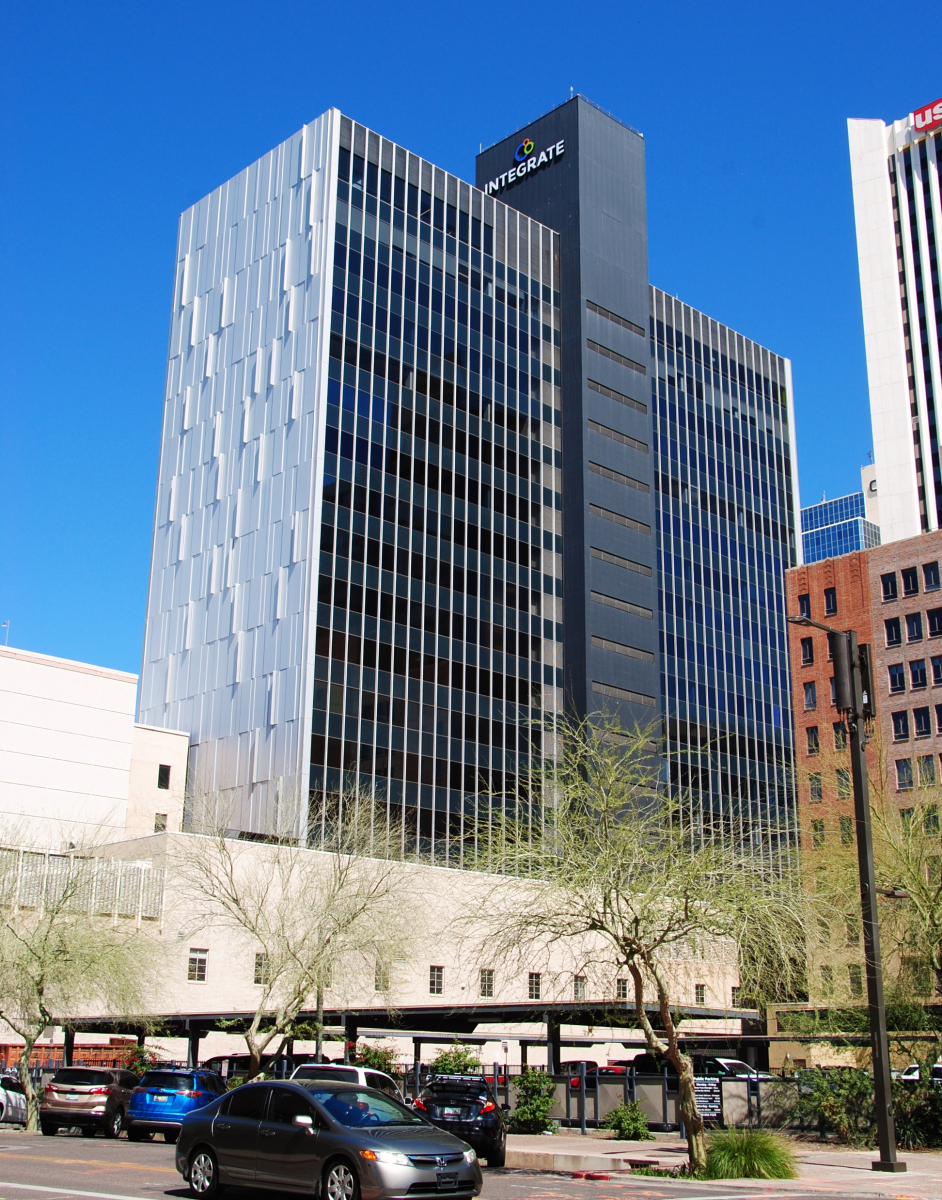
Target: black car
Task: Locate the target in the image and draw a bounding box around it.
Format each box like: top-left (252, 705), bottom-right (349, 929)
top-left (414, 1075), bottom-right (506, 1168)
top-left (175, 1078), bottom-right (482, 1199)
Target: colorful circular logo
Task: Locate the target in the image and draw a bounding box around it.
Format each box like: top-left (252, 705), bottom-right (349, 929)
top-left (514, 137), bottom-right (535, 162)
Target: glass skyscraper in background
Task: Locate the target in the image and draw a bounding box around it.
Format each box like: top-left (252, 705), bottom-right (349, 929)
top-left (800, 491), bottom-right (880, 564)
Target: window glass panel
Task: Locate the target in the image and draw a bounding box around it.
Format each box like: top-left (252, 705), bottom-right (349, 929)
top-left (882, 573), bottom-right (898, 601)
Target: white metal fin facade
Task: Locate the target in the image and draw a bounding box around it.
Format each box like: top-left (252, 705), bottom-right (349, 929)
top-left (139, 110), bottom-right (339, 836)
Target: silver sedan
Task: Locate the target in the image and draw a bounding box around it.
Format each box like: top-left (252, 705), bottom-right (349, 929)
top-left (175, 1078), bottom-right (483, 1200)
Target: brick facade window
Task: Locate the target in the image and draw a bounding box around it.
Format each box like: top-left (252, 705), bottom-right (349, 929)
top-left (885, 617), bottom-right (901, 646)
top-left (930, 608), bottom-right (942, 637)
top-left (919, 755), bottom-right (936, 785)
top-left (915, 707), bottom-right (932, 738)
top-left (833, 721), bottom-right (847, 750)
top-left (801, 637), bottom-right (814, 665)
top-left (836, 768), bottom-right (851, 798)
top-left (824, 587), bottom-right (837, 615)
top-left (925, 562), bottom-right (940, 591)
top-left (902, 567), bottom-right (919, 596)
top-left (840, 815), bottom-right (854, 845)
top-left (806, 726), bottom-right (819, 755)
top-left (911, 660), bottom-right (927, 689)
top-left (893, 711), bottom-right (910, 740)
top-left (882, 573), bottom-right (898, 602)
top-left (897, 759), bottom-right (914, 790)
top-left (812, 819), bottom-right (825, 848)
top-left (804, 682), bottom-right (817, 709)
top-left (907, 613), bottom-right (923, 641)
top-left (889, 664), bottom-right (905, 693)
top-left (799, 593), bottom-right (811, 618)
top-left (809, 773), bottom-right (823, 803)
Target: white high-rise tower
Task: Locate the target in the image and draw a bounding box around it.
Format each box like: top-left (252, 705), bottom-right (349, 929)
top-left (849, 96), bottom-right (942, 544)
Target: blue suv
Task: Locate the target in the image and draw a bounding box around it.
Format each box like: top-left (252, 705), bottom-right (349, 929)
top-left (126, 1070), bottom-right (227, 1142)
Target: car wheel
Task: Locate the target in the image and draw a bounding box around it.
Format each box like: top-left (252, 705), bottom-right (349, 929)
top-left (128, 1127), bottom-right (154, 1142)
top-left (103, 1109), bottom-right (124, 1139)
top-left (488, 1145), bottom-right (506, 1168)
top-left (164, 1129), bottom-right (179, 1144)
top-left (323, 1159), bottom-right (360, 1200)
top-left (40, 1122), bottom-right (57, 1137)
top-left (188, 1148), bottom-right (224, 1198)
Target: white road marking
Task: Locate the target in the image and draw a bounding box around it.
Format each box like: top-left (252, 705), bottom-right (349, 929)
top-left (0, 1182), bottom-right (161, 1200)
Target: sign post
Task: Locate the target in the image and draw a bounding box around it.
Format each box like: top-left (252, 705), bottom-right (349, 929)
top-left (788, 616), bottom-right (905, 1172)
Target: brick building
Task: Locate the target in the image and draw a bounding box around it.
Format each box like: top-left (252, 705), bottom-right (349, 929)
top-left (786, 530), bottom-right (942, 856)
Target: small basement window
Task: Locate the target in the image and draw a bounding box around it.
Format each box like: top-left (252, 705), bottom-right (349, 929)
top-left (154, 813), bottom-right (168, 833)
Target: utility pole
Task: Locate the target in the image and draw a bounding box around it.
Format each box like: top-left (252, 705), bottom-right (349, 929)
top-left (788, 616), bottom-right (905, 1173)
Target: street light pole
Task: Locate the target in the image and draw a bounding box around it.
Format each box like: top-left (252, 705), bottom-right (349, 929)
top-left (788, 616), bottom-right (905, 1172)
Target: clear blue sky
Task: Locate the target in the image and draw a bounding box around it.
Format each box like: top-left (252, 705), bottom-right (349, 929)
top-left (3, 0), bottom-right (940, 673)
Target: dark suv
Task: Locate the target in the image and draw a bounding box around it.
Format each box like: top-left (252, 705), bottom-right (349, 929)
top-left (40, 1067), bottom-right (139, 1138)
top-left (415, 1075), bottom-right (506, 1167)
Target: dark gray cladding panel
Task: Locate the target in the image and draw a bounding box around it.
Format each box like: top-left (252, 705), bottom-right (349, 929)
top-left (477, 97), bottom-right (660, 730)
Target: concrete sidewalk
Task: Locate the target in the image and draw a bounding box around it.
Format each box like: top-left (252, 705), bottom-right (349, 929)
top-left (505, 1133), bottom-right (942, 1196)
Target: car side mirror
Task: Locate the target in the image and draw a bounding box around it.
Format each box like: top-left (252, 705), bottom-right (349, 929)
top-left (293, 1114), bottom-right (315, 1134)
top-left (500, 1104), bottom-right (510, 1112)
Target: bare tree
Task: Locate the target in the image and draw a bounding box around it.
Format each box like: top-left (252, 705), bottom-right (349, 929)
top-left (471, 713), bottom-right (804, 1174)
top-left (176, 788), bottom-right (418, 1077)
top-left (0, 841), bottom-right (159, 1130)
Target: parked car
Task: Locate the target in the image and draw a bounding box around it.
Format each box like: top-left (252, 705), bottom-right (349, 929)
top-left (613, 1054), bottom-right (771, 1080)
top-left (560, 1061), bottom-right (627, 1089)
top-left (0, 1075), bottom-right (27, 1124)
top-left (127, 1070), bottom-right (228, 1143)
top-left (175, 1078), bottom-right (483, 1199)
top-left (899, 1062), bottom-right (942, 1083)
top-left (40, 1066), bottom-right (139, 1138)
top-left (291, 1062), bottom-right (404, 1100)
top-left (413, 1074), bottom-right (507, 1167)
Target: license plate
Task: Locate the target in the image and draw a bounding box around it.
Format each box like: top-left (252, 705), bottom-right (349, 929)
top-left (442, 1107), bottom-right (461, 1117)
top-left (154, 1095), bottom-right (168, 1102)
top-left (63, 1094), bottom-right (81, 1100)
top-left (436, 1173), bottom-right (458, 1190)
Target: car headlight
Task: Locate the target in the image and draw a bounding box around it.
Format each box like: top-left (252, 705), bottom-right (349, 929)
top-left (360, 1149), bottom-right (411, 1166)
top-left (463, 1149), bottom-right (477, 1164)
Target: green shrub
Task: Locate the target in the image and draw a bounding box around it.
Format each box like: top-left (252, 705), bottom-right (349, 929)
top-left (892, 1076), bottom-right (942, 1150)
top-left (507, 1068), bottom-right (556, 1133)
top-left (428, 1041), bottom-right (481, 1076)
top-left (705, 1129), bottom-right (798, 1179)
top-left (601, 1100), bottom-right (654, 1141)
top-left (353, 1043), bottom-right (400, 1074)
top-left (796, 1067), bottom-right (875, 1146)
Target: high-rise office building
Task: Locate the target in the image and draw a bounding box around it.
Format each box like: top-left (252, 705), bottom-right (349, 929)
top-left (649, 289), bottom-right (800, 850)
top-left (476, 97), bottom-right (659, 730)
top-left (849, 96), bottom-right (942, 543)
top-left (478, 100), bottom-right (801, 847)
top-left (801, 489), bottom-right (880, 564)
top-left (139, 109), bottom-right (565, 850)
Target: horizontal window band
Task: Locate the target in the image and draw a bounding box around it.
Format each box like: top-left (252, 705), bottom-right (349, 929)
top-left (592, 680), bottom-right (657, 707)
top-left (589, 503), bottom-right (651, 535)
top-left (591, 590), bottom-right (653, 620)
top-left (586, 299), bottom-right (645, 338)
top-left (589, 460), bottom-right (650, 493)
top-left (590, 546), bottom-right (652, 576)
top-left (587, 338), bottom-right (646, 375)
top-left (588, 418), bottom-right (648, 454)
top-left (588, 377), bottom-right (646, 414)
top-left (591, 634), bottom-right (655, 663)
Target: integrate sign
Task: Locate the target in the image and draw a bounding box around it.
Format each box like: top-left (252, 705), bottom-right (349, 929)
top-left (482, 137), bottom-right (565, 196)
top-left (913, 97), bottom-right (942, 135)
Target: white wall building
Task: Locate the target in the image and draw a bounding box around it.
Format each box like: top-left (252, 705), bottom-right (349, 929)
top-left (0, 645), bottom-right (188, 846)
top-left (849, 95), bottom-right (942, 544)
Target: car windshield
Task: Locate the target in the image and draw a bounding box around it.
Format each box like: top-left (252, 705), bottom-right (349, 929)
top-left (717, 1061), bottom-right (754, 1073)
top-left (307, 1088), bottom-right (426, 1127)
top-left (139, 1072), bottom-right (197, 1090)
top-left (294, 1066), bottom-right (359, 1082)
top-left (52, 1069), bottom-right (113, 1087)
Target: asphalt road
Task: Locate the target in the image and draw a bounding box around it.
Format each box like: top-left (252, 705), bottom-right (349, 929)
top-left (0, 1130), bottom-right (856, 1200)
